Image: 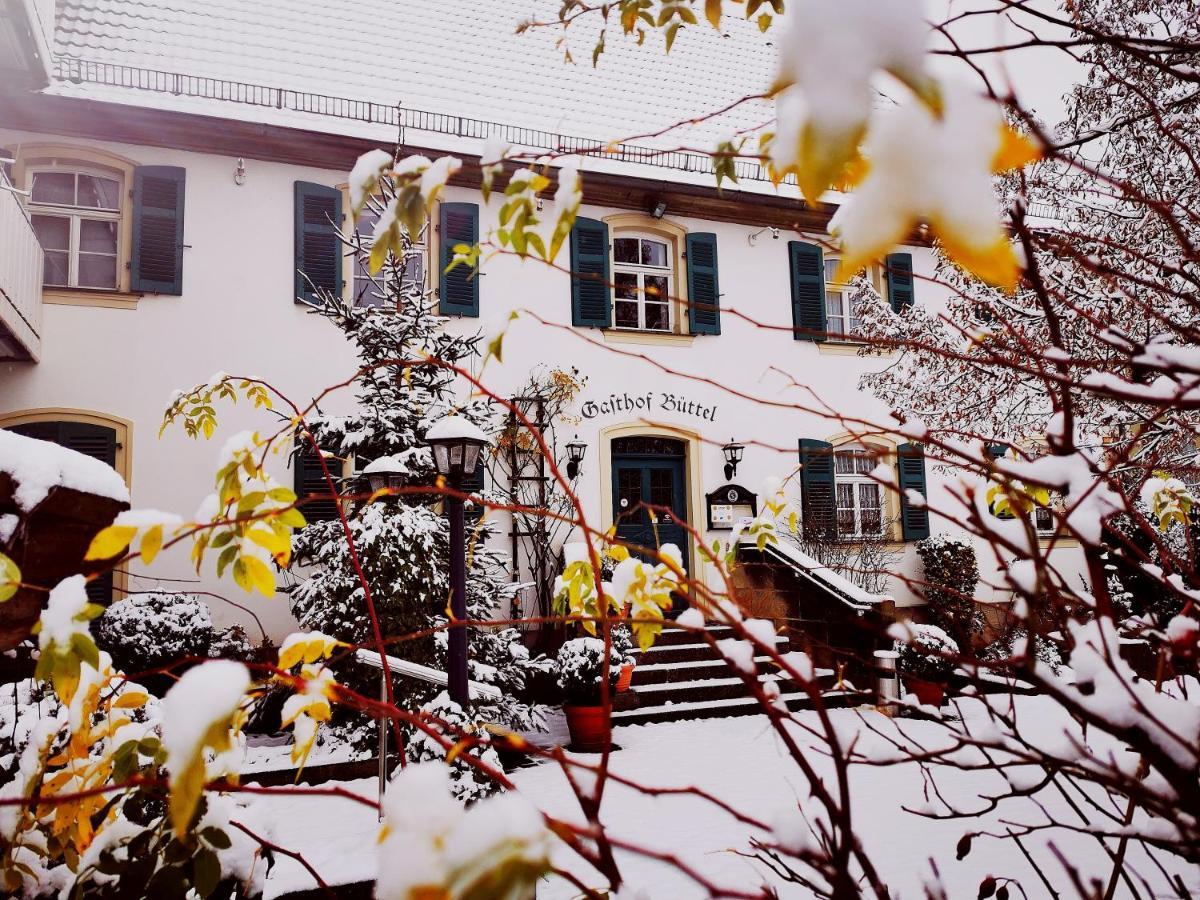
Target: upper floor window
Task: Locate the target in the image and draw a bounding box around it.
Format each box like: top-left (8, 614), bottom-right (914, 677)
top-left (28, 166), bottom-right (123, 290)
top-left (613, 234), bottom-right (672, 332)
top-left (345, 194), bottom-right (427, 309)
top-left (834, 445), bottom-right (884, 538)
top-left (824, 258), bottom-right (867, 341)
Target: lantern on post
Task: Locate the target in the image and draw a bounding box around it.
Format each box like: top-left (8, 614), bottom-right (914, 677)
top-left (425, 415), bottom-right (491, 705)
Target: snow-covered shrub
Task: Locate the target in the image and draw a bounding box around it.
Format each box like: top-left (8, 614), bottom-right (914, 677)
top-left (915, 534), bottom-right (982, 651)
top-left (0, 655), bottom-right (259, 897)
top-left (894, 622), bottom-right (959, 684)
top-left (556, 637), bottom-right (622, 705)
top-left (610, 623), bottom-right (636, 666)
top-left (405, 692), bottom-right (504, 802)
top-left (93, 591), bottom-right (254, 677)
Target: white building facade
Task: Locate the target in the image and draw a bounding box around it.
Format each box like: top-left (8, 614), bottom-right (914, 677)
top-left (0, 0), bottom-right (1086, 639)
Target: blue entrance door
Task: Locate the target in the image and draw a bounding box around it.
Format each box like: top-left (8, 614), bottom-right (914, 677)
top-left (611, 436), bottom-right (689, 564)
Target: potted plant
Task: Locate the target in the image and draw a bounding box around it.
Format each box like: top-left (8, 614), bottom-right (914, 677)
top-left (557, 637), bottom-right (622, 751)
top-left (897, 623), bottom-right (959, 707)
top-left (611, 624), bottom-right (637, 692)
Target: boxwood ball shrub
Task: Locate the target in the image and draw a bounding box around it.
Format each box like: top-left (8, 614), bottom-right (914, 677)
top-left (94, 591), bottom-right (253, 677)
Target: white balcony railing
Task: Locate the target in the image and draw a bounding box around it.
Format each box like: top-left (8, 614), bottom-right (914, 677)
top-left (0, 174), bottom-right (43, 361)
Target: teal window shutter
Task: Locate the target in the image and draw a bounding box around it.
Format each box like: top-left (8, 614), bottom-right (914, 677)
top-left (439, 201), bottom-right (480, 317)
top-left (886, 252), bottom-right (915, 313)
top-left (685, 232), bottom-right (721, 335)
top-left (131, 166), bottom-right (186, 295)
top-left (788, 241), bottom-right (826, 342)
top-left (897, 442), bottom-right (930, 540)
top-left (569, 217), bottom-right (611, 327)
top-left (293, 439), bottom-right (340, 523)
top-left (798, 439), bottom-right (835, 538)
top-left (293, 181), bottom-right (343, 305)
top-left (985, 443), bottom-right (1009, 460)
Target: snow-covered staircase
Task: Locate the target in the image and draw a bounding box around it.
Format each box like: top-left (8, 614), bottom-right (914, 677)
top-left (614, 623), bottom-right (864, 726)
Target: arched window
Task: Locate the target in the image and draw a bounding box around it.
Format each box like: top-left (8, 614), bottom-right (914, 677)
top-left (28, 163), bottom-right (123, 290)
top-left (832, 444), bottom-right (884, 538)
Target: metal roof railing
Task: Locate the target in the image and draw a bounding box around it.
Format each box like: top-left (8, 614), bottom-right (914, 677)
top-left (53, 55), bottom-right (775, 183)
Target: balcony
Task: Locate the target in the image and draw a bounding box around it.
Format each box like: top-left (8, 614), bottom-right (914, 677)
top-left (0, 173), bottom-right (43, 361)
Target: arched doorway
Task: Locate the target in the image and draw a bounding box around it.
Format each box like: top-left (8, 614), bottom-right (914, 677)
top-left (610, 435), bottom-right (689, 563)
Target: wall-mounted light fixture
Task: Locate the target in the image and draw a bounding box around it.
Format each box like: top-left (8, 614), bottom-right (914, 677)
top-left (722, 439), bottom-right (745, 481)
top-left (747, 226), bottom-right (780, 246)
top-left (650, 198), bottom-right (668, 219)
top-left (565, 436), bottom-right (587, 480)
top-left (233, 158), bottom-right (247, 186)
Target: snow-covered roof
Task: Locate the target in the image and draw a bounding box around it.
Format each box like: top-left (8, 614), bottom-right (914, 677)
top-left (738, 536), bottom-right (891, 611)
top-left (45, 0), bottom-right (780, 186)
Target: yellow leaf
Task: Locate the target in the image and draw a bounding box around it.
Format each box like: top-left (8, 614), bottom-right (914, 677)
top-left (993, 125), bottom-right (1041, 173)
top-left (112, 690), bottom-right (149, 709)
top-left (139, 525), bottom-right (164, 565)
top-left (704, 0), bottom-right (721, 28)
top-left (939, 230), bottom-right (1022, 293)
top-left (85, 525), bottom-right (137, 561)
top-left (241, 555), bottom-right (276, 597)
top-left (0, 553), bottom-right (19, 603)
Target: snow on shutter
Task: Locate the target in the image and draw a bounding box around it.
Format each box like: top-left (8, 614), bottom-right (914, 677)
top-left (293, 442), bottom-right (340, 524)
top-left (569, 217), bottom-right (611, 328)
top-left (789, 241), bottom-right (827, 342)
top-left (438, 201), bottom-right (480, 317)
top-left (897, 442), bottom-right (930, 541)
top-left (293, 181), bottom-right (343, 306)
top-left (686, 232), bottom-right (721, 335)
top-left (798, 438), bottom-right (835, 539)
top-left (886, 252), bottom-right (915, 313)
top-left (131, 166), bottom-right (186, 295)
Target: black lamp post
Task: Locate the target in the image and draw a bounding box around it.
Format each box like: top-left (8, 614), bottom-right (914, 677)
top-left (425, 415), bottom-right (490, 706)
top-left (722, 440), bottom-right (745, 481)
top-left (565, 437), bottom-right (587, 480)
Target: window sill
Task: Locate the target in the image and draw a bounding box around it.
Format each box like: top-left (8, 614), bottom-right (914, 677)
top-left (602, 330), bottom-right (695, 347)
top-left (43, 288), bottom-right (143, 310)
top-left (1039, 534), bottom-right (1080, 549)
top-left (817, 340), bottom-right (893, 357)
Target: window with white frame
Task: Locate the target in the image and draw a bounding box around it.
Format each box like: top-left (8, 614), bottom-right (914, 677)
top-left (824, 258), bottom-right (868, 340)
top-left (28, 166), bottom-right (123, 290)
top-left (612, 234), bottom-right (672, 332)
top-left (834, 445), bottom-right (884, 538)
top-left (348, 198), bottom-right (426, 308)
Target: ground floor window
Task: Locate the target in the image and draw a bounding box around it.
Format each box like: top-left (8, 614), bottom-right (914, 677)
top-left (834, 446), bottom-right (884, 538)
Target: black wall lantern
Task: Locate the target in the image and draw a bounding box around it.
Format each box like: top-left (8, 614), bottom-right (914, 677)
top-left (722, 440), bottom-right (745, 481)
top-left (565, 436), bottom-right (587, 480)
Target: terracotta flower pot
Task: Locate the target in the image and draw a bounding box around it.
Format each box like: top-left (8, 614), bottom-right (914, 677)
top-left (906, 677), bottom-right (946, 707)
top-left (564, 704), bottom-right (612, 752)
top-left (616, 661), bottom-right (635, 693)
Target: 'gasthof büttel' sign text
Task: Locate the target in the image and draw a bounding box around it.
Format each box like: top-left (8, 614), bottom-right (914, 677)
top-left (580, 391), bottom-right (718, 422)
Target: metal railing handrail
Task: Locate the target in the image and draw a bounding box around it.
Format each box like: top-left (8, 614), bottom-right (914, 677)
top-left (53, 55), bottom-right (777, 185)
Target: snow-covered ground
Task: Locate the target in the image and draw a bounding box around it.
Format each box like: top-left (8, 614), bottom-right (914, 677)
top-left (245, 696), bottom-right (1198, 898)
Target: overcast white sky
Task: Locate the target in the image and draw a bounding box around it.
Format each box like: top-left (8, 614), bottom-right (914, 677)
top-left (929, 0), bottom-right (1087, 127)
